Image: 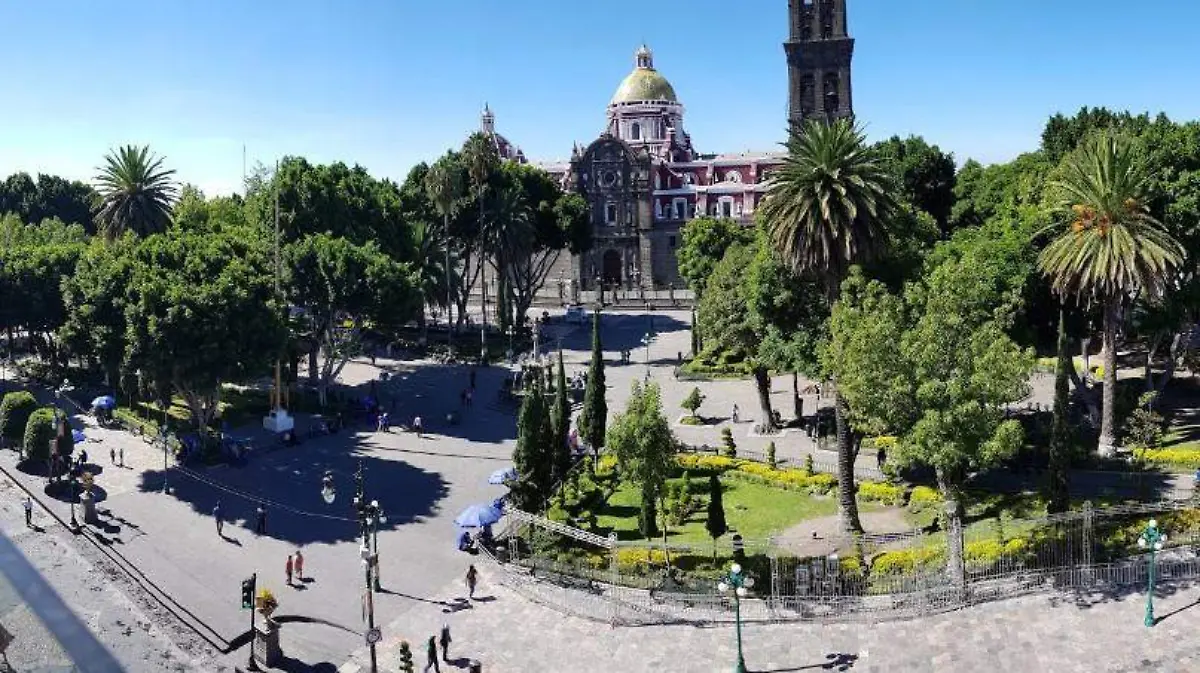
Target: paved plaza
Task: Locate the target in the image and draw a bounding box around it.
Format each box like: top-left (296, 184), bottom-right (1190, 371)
top-left (342, 565), bottom-right (1200, 673)
top-left (0, 309), bottom-right (1196, 671)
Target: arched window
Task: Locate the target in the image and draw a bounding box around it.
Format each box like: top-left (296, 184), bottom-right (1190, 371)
top-left (630, 122), bottom-right (641, 140)
top-left (683, 173), bottom-right (694, 185)
top-left (726, 171), bottom-right (742, 183)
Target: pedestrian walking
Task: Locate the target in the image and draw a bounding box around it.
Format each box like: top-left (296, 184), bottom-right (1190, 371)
top-left (439, 624), bottom-right (452, 662)
top-left (79, 449), bottom-right (88, 465)
top-left (109, 447), bottom-right (116, 465)
top-left (376, 413), bottom-right (385, 432)
top-left (22, 496), bottom-right (32, 528)
top-left (285, 555), bottom-right (294, 586)
top-left (118, 446), bottom-right (124, 467)
top-left (732, 404), bottom-right (740, 424)
top-left (877, 447), bottom-right (887, 470)
top-left (381, 412), bottom-right (390, 431)
top-left (294, 549), bottom-right (304, 580)
top-left (413, 415), bottom-right (423, 438)
top-left (466, 564), bottom-right (478, 599)
top-left (255, 504), bottom-right (267, 535)
top-left (466, 388), bottom-right (473, 406)
top-left (213, 500), bottom-right (223, 536)
top-left (424, 636), bottom-right (441, 672)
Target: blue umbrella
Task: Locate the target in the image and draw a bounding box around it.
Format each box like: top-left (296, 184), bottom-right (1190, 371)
top-left (91, 396), bottom-right (116, 410)
top-left (491, 497), bottom-right (506, 512)
top-left (72, 429), bottom-right (86, 443)
top-left (488, 467), bottom-right (517, 485)
top-left (454, 504), bottom-right (502, 528)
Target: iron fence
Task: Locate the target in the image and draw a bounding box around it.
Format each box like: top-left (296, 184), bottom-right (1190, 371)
top-left (484, 498), bottom-right (1200, 626)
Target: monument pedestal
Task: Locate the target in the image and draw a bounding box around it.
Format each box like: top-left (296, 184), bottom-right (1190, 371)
top-left (80, 491), bottom-right (98, 524)
top-left (253, 615), bottom-right (282, 667)
top-left (262, 408), bottom-right (294, 434)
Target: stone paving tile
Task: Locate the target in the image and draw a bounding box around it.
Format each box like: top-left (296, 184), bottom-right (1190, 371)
top-left (337, 565), bottom-right (1200, 673)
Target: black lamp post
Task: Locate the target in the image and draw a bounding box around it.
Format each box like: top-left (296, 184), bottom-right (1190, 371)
top-left (321, 463), bottom-right (382, 673)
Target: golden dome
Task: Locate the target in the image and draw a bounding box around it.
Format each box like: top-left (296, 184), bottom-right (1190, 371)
top-left (609, 45), bottom-right (677, 105)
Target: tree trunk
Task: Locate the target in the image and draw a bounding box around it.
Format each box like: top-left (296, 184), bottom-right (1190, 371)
top-left (1047, 307), bottom-right (1071, 514)
top-left (938, 476), bottom-right (967, 595)
top-left (752, 367), bottom-right (775, 433)
top-left (834, 389), bottom-right (863, 535)
top-left (792, 371), bottom-right (803, 420)
top-left (418, 292), bottom-right (428, 346)
top-left (1144, 333), bottom-right (1163, 392)
top-left (1154, 331), bottom-right (1184, 393)
top-left (308, 346), bottom-right (319, 388)
top-left (1098, 298), bottom-right (1119, 457)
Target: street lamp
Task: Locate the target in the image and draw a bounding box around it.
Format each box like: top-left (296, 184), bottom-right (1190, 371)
top-left (718, 562), bottom-right (755, 673)
top-left (321, 463), bottom-right (381, 673)
top-left (1138, 518), bottom-right (1167, 627)
top-left (506, 326), bottom-right (514, 363)
top-left (641, 315), bottom-right (655, 381)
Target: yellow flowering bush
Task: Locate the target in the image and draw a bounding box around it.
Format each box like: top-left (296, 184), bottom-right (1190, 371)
top-left (1137, 448), bottom-right (1200, 469)
top-left (858, 481), bottom-right (906, 505)
top-left (614, 547), bottom-right (669, 573)
top-left (870, 546), bottom-right (945, 575)
top-left (866, 436), bottom-right (899, 450)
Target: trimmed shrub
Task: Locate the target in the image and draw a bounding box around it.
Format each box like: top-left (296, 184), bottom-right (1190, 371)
top-left (857, 481), bottom-right (906, 506)
top-left (803, 453), bottom-right (814, 476)
top-left (766, 441), bottom-right (777, 469)
top-left (0, 391), bottom-right (38, 447)
top-left (720, 427), bottom-right (737, 458)
top-left (22, 408), bottom-right (56, 462)
top-left (908, 485), bottom-right (942, 510)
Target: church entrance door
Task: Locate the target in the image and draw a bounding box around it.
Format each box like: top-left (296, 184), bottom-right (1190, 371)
top-left (602, 249), bottom-right (622, 287)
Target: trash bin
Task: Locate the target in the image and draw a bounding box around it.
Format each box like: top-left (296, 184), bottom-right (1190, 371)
top-left (469, 661), bottom-right (482, 673)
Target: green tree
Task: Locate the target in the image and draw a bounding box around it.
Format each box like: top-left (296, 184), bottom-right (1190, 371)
top-left (550, 350), bottom-right (572, 485)
top-left (512, 368), bottom-right (551, 510)
top-left (1124, 392), bottom-right (1165, 451)
top-left (0, 241), bottom-right (86, 368)
top-left (93, 145), bottom-right (179, 241)
top-left (424, 155), bottom-right (464, 339)
top-left (1038, 132), bottom-right (1185, 456)
top-left (123, 231), bottom-right (285, 432)
top-left (285, 233), bottom-right (419, 403)
top-left (59, 239), bottom-right (137, 385)
top-left (720, 427), bottom-right (737, 458)
top-left (462, 133), bottom-right (501, 329)
top-left (22, 407), bottom-right (55, 462)
top-left (681, 387), bottom-right (705, 419)
top-left (826, 258), bottom-right (1033, 589)
top-left (0, 391), bottom-right (37, 448)
top-left (874, 135), bottom-right (958, 234)
top-left (760, 119), bottom-right (900, 535)
top-left (607, 381), bottom-right (675, 539)
top-left (705, 473), bottom-right (728, 560)
top-left (0, 172), bottom-right (96, 231)
top-left (676, 216), bottom-right (753, 299)
top-left (577, 311), bottom-right (607, 455)
top-left (1047, 307), bottom-right (1072, 514)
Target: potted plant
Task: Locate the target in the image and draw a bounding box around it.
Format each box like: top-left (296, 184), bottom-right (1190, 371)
top-left (255, 588), bottom-right (279, 618)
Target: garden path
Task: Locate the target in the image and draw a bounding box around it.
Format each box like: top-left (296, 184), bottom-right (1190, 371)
top-left (773, 508), bottom-right (914, 557)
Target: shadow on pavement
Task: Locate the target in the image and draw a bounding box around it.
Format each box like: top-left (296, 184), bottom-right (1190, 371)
top-left (754, 652), bottom-right (859, 672)
top-left (135, 434), bottom-right (451, 546)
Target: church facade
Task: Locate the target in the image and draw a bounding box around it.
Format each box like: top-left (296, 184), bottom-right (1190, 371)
top-left (476, 1), bottom-right (854, 292)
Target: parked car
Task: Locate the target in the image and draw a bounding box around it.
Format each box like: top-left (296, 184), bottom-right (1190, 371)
top-left (565, 305), bottom-right (588, 324)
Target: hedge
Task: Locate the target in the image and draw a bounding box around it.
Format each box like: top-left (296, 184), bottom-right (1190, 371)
top-left (0, 391), bottom-right (38, 446)
top-left (872, 537), bottom-right (1031, 575)
top-left (1137, 448), bottom-right (1200, 469)
top-left (22, 408), bottom-right (56, 462)
top-left (675, 453), bottom-right (903, 500)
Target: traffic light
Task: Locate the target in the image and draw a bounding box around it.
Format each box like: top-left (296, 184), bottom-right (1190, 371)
top-left (240, 574), bottom-right (256, 609)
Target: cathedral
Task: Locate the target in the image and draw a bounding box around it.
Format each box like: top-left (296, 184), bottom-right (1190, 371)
top-left (477, 1), bottom-right (854, 292)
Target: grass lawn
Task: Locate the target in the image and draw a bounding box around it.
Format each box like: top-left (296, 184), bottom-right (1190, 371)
top-left (595, 473), bottom-right (837, 545)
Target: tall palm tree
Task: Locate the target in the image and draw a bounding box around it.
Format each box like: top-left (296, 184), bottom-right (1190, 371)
top-left (462, 133), bottom-right (500, 330)
top-left (410, 221), bottom-right (453, 345)
top-left (1038, 131), bottom-right (1184, 456)
top-left (425, 157), bottom-right (463, 344)
top-left (760, 119), bottom-right (900, 535)
top-left (93, 145), bottom-right (179, 241)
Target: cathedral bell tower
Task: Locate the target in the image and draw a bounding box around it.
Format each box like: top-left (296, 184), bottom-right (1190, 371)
top-left (785, 0), bottom-right (854, 127)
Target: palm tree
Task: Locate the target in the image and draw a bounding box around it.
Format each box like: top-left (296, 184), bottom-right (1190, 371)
top-left (93, 145), bottom-right (179, 241)
top-left (1038, 131), bottom-right (1184, 457)
top-left (462, 133), bottom-right (500, 330)
top-left (490, 183), bottom-right (534, 331)
top-left (410, 221), bottom-right (453, 345)
top-left (760, 119), bottom-right (900, 535)
top-left (425, 157), bottom-right (463, 345)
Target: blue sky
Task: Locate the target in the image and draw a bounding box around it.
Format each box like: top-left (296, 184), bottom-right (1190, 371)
top-left (1, 0), bottom-right (1197, 196)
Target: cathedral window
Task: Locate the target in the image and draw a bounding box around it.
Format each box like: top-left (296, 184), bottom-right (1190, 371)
top-left (605, 203), bottom-right (617, 225)
top-left (719, 198), bottom-right (734, 218)
top-left (669, 235), bottom-right (677, 248)
top-left (824, 73), bottom-right (840, 113)
top-left (800, 75), bottom-right (815, 117)
top-left (726, 170), bottom-right (742, 183)
top-left (630, 122), bottom-right (641, 140)
top-left (820, 4), bottom-right (834, 38)
top-left (673, 198), bottom-right (686, 220)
